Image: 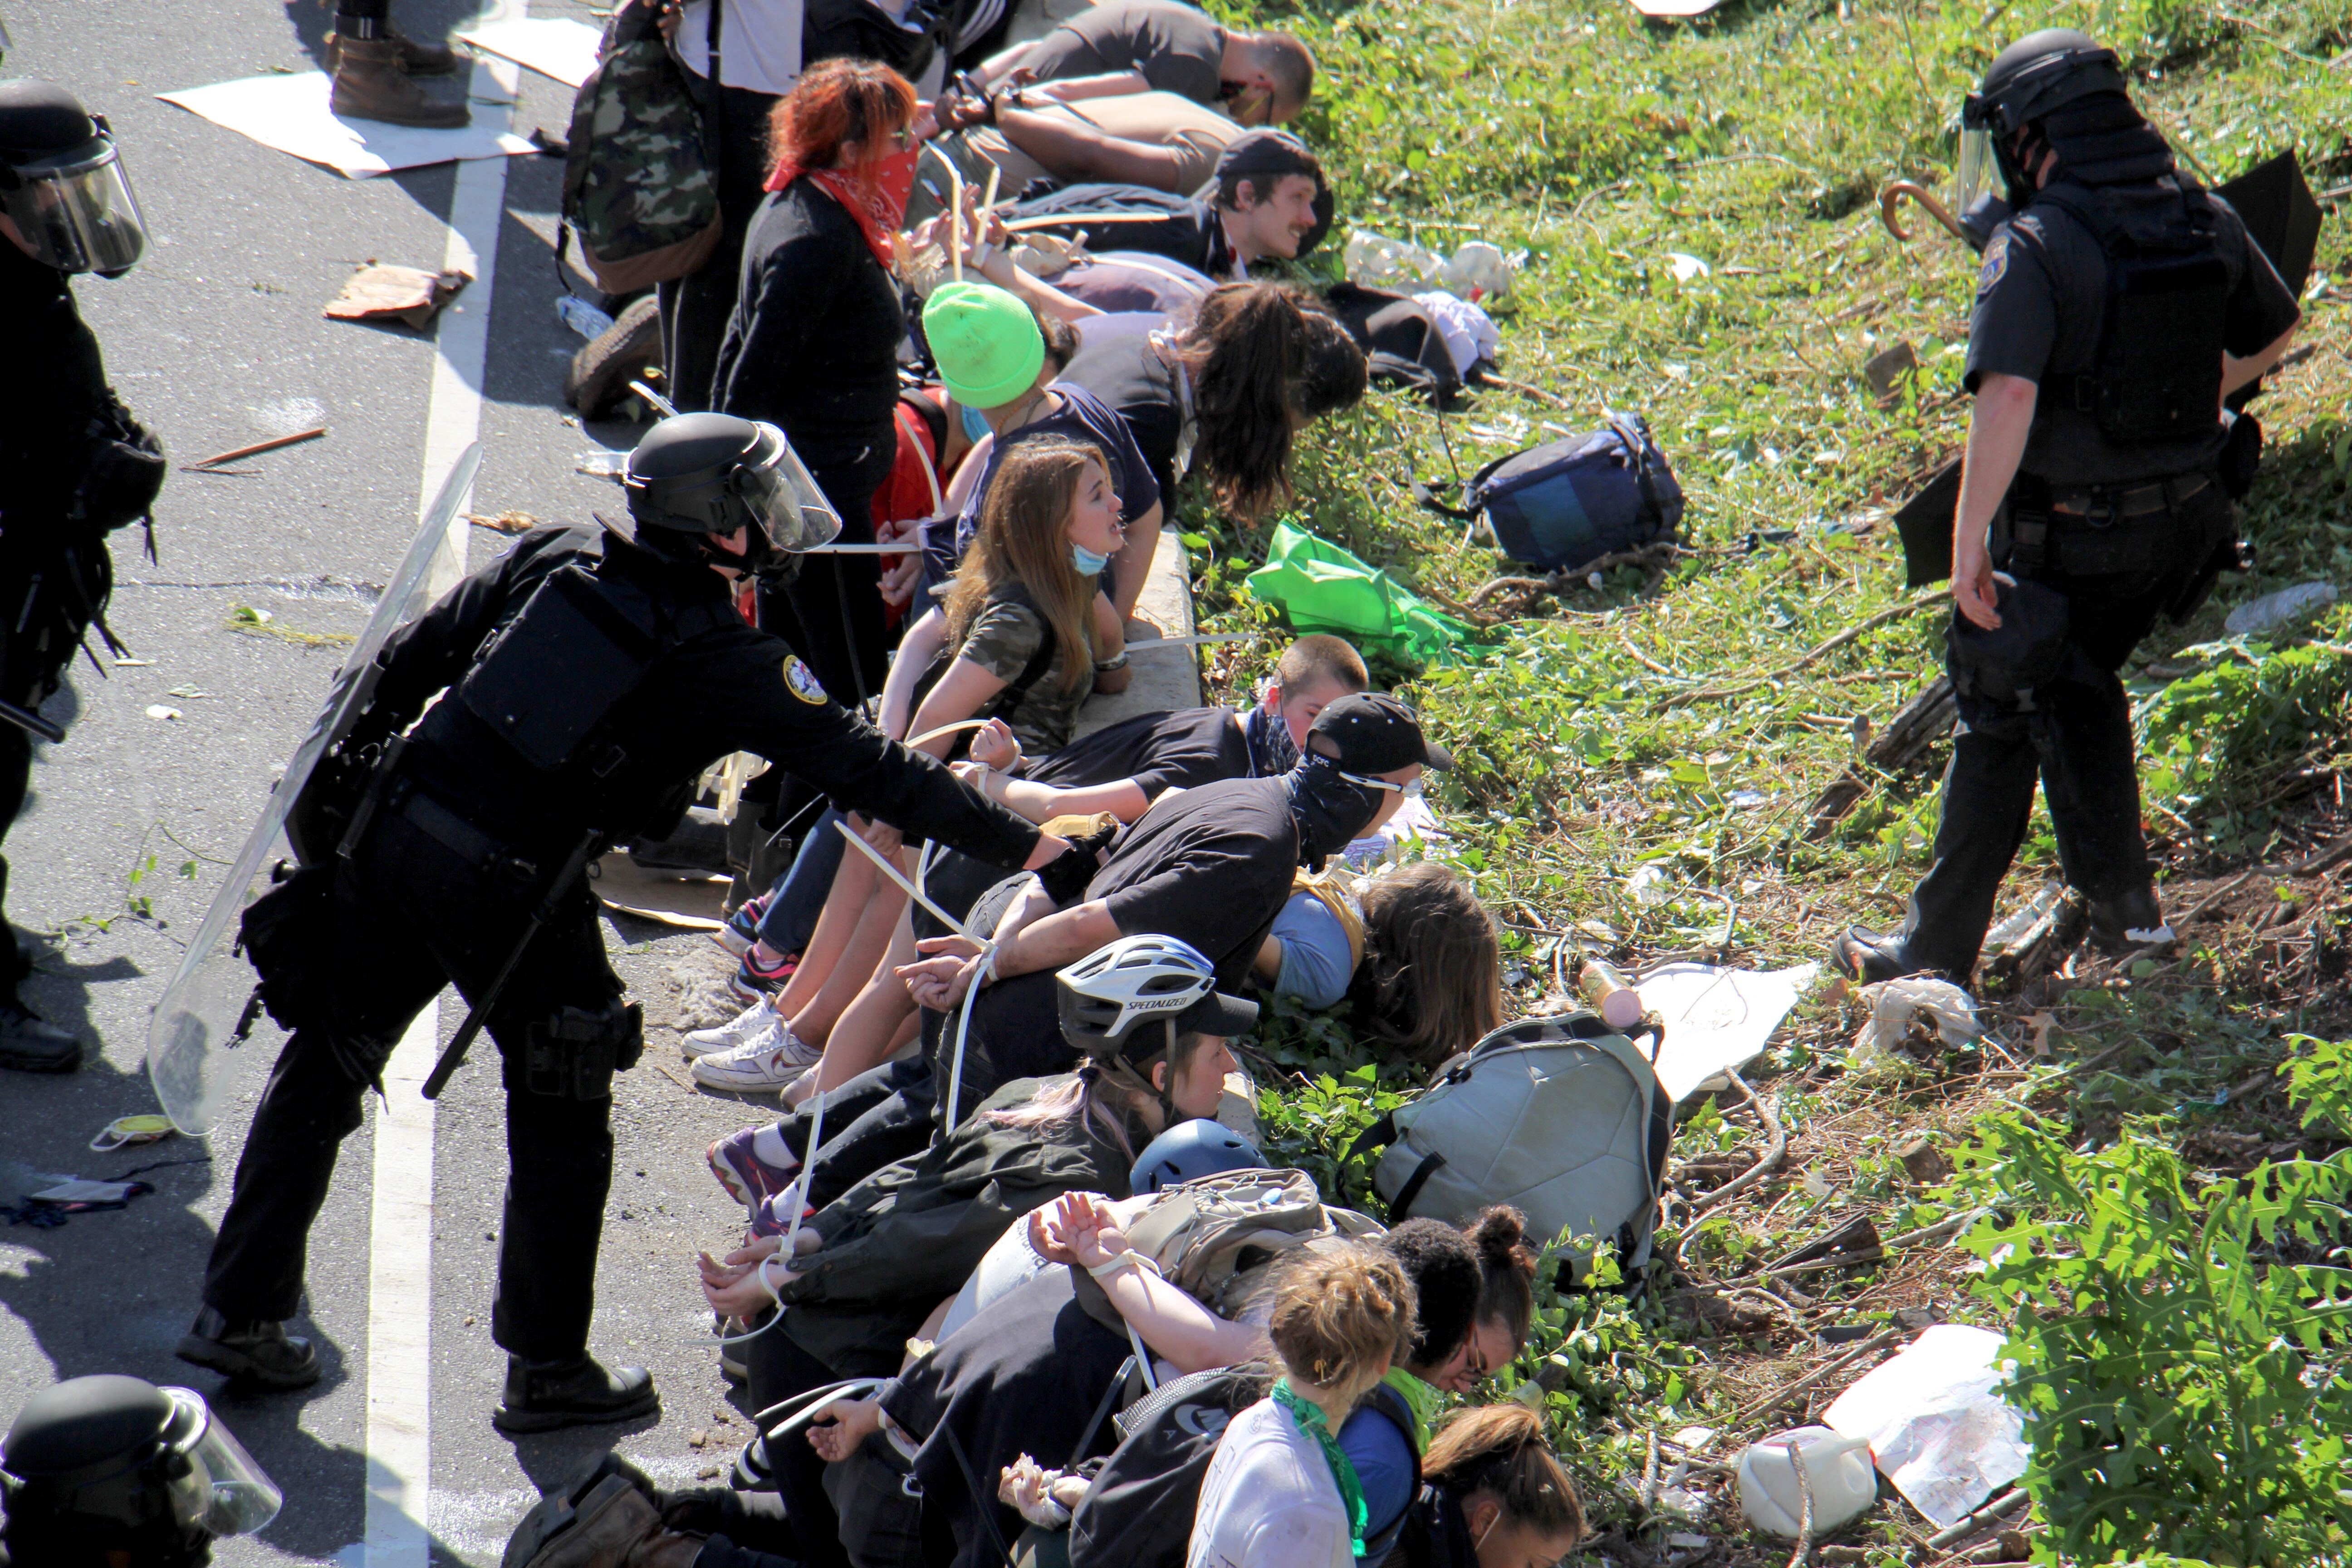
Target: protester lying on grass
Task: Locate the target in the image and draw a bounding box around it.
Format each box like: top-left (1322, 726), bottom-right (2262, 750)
top-left (1187, 1243), bottom-right (1417, 1568)
top-left (1403, 1404), bottom-right (1586, 1568)
top-left (698, 939), bottom-right (1255, 1410)
top-left (957, 1), bottom-right (1315, 126)
top-left (948, 88), bottom-right (1249, 198)
top-left (689, 433), bottom-right (1130, 1098)
top-left (1056, 279), bottom-right (1366, 526)
top-left (1253, 860), bottom-right (1504, 1068)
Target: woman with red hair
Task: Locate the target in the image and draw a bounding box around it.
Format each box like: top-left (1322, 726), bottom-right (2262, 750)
top-left (712, 59), bottom-right (922, 707)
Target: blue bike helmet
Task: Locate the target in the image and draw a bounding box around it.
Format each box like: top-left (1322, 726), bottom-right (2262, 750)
top-left (1128, 1118), bottom-right (1267, 1195)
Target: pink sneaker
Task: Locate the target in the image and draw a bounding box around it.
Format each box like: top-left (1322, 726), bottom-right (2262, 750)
top-left (706, 1127), bottom-right (796, 1210)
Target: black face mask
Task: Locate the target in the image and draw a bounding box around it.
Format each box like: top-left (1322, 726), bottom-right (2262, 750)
top-left (1244, 702), bottom-right (1300, 779)
top-left (1285, 754), bottom-right (1382, 870)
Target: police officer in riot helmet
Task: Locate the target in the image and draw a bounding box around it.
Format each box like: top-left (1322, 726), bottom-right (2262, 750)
top-left (179, 411), bottom-right (1083, 1432)
top-left (0, 78), bottom-right (163, 1073)
top-left (1, 1375), bottom-right (283, 1567)
top-left (1834, 30), bottom-right (2300, 988)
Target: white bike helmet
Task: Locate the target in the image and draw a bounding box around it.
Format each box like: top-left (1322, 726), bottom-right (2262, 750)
top-left (1056, 935), bottom-right (1257, 1061)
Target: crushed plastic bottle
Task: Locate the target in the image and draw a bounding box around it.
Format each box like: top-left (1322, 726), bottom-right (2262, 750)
top-left (1439, 240), bottom-right (1515, 302)
top-left (1343, 228), bottom-right (1446, 290)
top-left (556, 293), bottom-right (617, 342)
top-left (1737, 1426), bottom-right (1878, 1539)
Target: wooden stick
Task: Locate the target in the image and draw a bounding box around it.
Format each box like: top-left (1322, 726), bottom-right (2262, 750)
top-left (1731, 1329), bottom-right (1901, 1426)
top-left (1786, 1440), bottom-right (1817, 1568)
top-left (1001, 211), bottom-right (1190, 232)
top-left (190, 427), bottom-right (326, 468)
top-left (1661, 594), bottom-right (1941, 708)
top-left (1686, 1068), bottom-right (1786, 1219)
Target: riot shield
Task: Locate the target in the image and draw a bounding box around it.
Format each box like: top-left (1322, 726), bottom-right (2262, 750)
top-left (145, 444), bottom-right (484, 1134)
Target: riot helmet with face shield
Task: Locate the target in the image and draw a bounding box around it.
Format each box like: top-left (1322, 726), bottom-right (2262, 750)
top-left (0, 79), bottom-right (149, 277)
top-left (1, 1375), bottom-right (283, 1563)
top-left (622, 412), bottom-right (843, 573)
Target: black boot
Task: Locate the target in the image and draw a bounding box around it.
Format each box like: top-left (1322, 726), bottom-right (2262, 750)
top-left (1830, 925), bottom-right (1932, 985)
top-left (176, 1306), bottom-right (322, 1389)
top-left (2089, 886), bottom-right (2175, 954)
top-left (0, 998), bottom-right (81, 1072)
top-left (493, 1353), bottom-right (659, 1435)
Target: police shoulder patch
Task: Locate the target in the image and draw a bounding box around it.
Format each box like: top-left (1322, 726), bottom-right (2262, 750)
top-left (1976, 232), bottom-right (2011, 294)
top-left (782, 656), bottom-right (828, 706)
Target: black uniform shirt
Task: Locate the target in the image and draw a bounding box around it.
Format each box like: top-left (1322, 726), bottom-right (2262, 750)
top-left (1055, 333), bottom-right (1186, 514)
top-left (382, 525), bottom-right (1041, 869)
top-left (1081, 772), bottom-right (1300, 990)
top-left (0, 242), bottom-right (108, 518)
top-left (1963, 183), bottom-right (2300, 486)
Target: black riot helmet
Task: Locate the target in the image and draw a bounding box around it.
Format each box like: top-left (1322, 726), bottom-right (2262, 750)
top-left (622, 412), bottom-right (843, 572)
top-left (0, 79), bottom-right (150, 276)
top-left (1957, 31), bottom-right (2166, 215)
top-left (1, 1376), bottom-right (282, 1563)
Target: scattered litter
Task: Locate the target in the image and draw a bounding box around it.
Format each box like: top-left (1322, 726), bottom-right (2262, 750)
top-left (1631, 0), bottom-right (1730, 15)
top-left (577, 448), bottom-right (630, 478)
top-left (1579, 957), bottom-right (1645, 1031)
top-left (188, 427), bottom-right (326, 470)
top-left (1625, 864), bottom-right (1672, 907)
top-left (144, 705), bottom-right (183, 721)
top-left (1737, 1426), bottom-right (1877, 1539)
top-left (1412, 290), bottom-right (1502, 375)
top-left (166, 686), bottom-right (212, 700)
top-left (1666, 252), bottom-right (1711, 283)
top-left (1852, 977), bottom-right (1979, 1064)
top-left (1670, 1425), bottom-right (1719, 1453)
top-left (113, 657), bottom-right (154, 667)
top-left (1343, 228), bottom-right (1447, 290)
top-left (557, 293), bottom-right (617, 341)
top-left (1823, 1324), bottom-right (2028, 1528)
top-left (1640, 961), bottom-right (1821, 1102)
top-left (225, 605), bottom-right (357, 648)
top-left (91, 1114), bottom-right (176, 1154)
top-left (30, 1179), bottom-right (146, 1205)
top-left (156, 72), bottom-right (534, 179)
top-left (469, 510), bottom-right (542, 534)
top-left (1338, 792), bottom-right (1446, 871)
top-left (2224, 579), bottom-right (2337, 637)
top-left (1, 1159), bottom-right (160, 1228)
top-left (454, 15), bottom-right (602, 88)
top-left (326, 263), bottom-right (471, 329)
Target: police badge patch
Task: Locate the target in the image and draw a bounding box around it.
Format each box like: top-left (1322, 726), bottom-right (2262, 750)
top-left (1976, 232), bottom-right (2010, 294)
top-left (782, 656), bottom-right (828, 705)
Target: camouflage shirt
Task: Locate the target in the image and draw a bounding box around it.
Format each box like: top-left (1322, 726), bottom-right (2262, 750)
top-left (956, 588), bottom-right (1089, 757)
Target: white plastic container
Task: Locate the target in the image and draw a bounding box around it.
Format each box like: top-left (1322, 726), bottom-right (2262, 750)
top-left (1344, 228), bottom-right (1446, 289)
top-left (1439, 240), bottom-right (1514, 301)
top-left (1736, 1425), bottom-right (1878, 1539)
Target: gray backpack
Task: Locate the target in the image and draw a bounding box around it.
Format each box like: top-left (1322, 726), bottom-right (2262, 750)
top-left (1348, 1013), bottom-right (1671, 1284)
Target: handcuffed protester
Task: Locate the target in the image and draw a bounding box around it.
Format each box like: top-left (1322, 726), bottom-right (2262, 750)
top-left (0, 79), bottom-right (162, 1074)
top-left (1832, 29), bottom-right (2299, 990)
top-left (959, 0), bottom-right (1316, 126)
top-left (177, 411), bottom-right (1081, 1436)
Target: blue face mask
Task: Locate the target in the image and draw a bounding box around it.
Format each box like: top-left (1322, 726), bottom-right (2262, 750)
top-left (1071, 541), bottom-right (1113, 576)
top-left (960, 402), bottom-right (991, 443)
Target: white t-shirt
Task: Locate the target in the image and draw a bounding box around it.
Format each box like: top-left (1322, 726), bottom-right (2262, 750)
top-left (675, 0), bottom-right (806, 96)
top-left (1186, 1398), bottom-right (1355, 1568)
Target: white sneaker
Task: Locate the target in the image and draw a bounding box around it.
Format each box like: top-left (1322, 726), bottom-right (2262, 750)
top-left (683, 999), bottom-right (778, 1059)
top-left (691, 1024), bottom-right (823, 1093)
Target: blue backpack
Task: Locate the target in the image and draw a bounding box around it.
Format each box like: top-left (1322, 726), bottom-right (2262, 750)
top-left (1421, 414), bottom-right (1683, 574)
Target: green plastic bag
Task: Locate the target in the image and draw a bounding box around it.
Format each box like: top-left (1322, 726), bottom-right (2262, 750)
top-left (1244, 523), bottom-right (1472, 662)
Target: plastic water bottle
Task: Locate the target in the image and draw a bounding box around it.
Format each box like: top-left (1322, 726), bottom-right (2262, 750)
top-left (1579, 959), bottom-right (1646, 1031)
top-left (1344, 229), bottom-right (1445, 290)
top-left (556, 293), bottom-right (616, 342)
top-left (1439, 241), bottom-right (1514, 302)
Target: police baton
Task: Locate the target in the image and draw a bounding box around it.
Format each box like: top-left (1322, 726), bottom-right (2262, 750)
top-left (422, 826), bottom-right (607, 1100)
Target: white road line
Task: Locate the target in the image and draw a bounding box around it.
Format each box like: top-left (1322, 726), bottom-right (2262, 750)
top-left (366, 16), bottom-right (525, 1563)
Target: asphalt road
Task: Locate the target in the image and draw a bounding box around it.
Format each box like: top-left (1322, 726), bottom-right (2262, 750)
top-left (0, 4), bottom-right (785, 1561)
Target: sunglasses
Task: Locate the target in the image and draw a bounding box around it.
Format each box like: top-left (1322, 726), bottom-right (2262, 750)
top-left (1338, 769), bottom-right (1426, 800)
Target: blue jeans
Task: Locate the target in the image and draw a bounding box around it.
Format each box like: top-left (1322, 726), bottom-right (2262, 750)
top-left (755, 807), bottom-right (847, 957)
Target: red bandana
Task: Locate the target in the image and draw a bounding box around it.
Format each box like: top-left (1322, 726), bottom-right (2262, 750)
top-left (767, 147), bottom-right (920, 271)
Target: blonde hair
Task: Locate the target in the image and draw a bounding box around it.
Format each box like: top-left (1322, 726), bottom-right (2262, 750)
top-left (944, 436), bottom-right (1110, 697)
top-left (1267, 1242), bottom-right (1416, 1394)
top-left (1423, 1405), bottom-right (1584, 1543)
top-left (984, 1034), bottom-right (1211, 1171)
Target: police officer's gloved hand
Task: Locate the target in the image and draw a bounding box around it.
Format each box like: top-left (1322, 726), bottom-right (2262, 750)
top-left (1034, 813), bottom-right (1119, 906)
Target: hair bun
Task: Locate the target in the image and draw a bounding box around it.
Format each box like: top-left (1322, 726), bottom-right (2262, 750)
top-left (1471, 1205), bottom-right (1530, 1266)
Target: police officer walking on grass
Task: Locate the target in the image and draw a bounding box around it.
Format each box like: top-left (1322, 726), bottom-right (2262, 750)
top-left (1836, 29), bottom-right (2302, 990)
top-left (176, 412), bottom-right (1084, 1433)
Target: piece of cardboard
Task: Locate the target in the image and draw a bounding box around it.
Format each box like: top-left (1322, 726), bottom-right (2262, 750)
top-left (1630, 0), bottom-right (1729, 16)
top-left (456, 17), bottom-right (603, 90)
top-left (157, 71), bottom-right (533, 178)
top-left (1640, 961), bottom-right (1821, 1102)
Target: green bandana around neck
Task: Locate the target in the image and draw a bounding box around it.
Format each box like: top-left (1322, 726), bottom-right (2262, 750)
top-left (1272, 1377), bottom-right (1370, 1557)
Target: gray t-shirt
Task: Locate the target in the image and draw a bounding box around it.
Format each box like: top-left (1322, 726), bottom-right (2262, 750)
top-left (1962, 183), bottom-right (2299, 487)
top-left (1023, 0), bottom-right (1225, 104)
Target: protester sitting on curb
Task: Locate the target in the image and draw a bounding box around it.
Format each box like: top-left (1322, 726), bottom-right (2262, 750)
top-left (1057, 280), bottom-right (1367, 527)
top-left (960, 1), bottom-right (1316, 126)
top-left (698, 939), bottom-right (1254, 1416)
top-left (1401, 1405), bottom-right (1587, 1568)
top-left (1253, 861), bottom-right (1503, 1069)
top-left (1187, 1244), bottom-right (1417, 1568)
top-left (690, 435), bottom-right (1131, 1095)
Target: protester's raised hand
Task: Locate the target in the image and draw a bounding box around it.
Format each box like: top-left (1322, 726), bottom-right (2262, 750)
top-left (968, 718), bottom-right (1022, 772)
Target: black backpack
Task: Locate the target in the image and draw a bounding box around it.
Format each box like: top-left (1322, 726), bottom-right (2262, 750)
top-left (1417, 415), bottom-right (1683, 576)
top-left (1325, 283), bottom-right (1465, 408)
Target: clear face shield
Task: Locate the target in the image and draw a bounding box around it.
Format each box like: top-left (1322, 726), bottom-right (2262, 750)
top-left (0, 124), bottom-right (149, 275)
top-left (159, 1388), bottom-right (283, 1539)
top-left (1955, 123), bottom-right (1999, 215)
top-left (735, 422), bottom-right (843, 554)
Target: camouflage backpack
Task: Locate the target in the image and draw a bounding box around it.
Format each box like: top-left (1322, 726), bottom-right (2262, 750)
top-left (559, 0), bottom-right (722, 294)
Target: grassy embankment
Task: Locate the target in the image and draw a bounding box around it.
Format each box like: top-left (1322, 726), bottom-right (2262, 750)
top-left (1177, 0), bottom-right (2352, 1560)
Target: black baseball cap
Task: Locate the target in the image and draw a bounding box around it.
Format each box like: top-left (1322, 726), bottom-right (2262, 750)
top-left (1308, 693), bottom-right (1453, 774)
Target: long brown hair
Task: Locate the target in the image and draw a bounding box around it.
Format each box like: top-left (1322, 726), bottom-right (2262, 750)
top-left (1356, 862), bottom-right (1502, 1066)
top-left (1422, 1405), bottom-right (1585, 1542)
top-left (1176, 281), bottom-right (1365, 523)
top-left (943, 436), bottom-right (1109, 696)
top-left (767, 58), bottom-right (916, 174)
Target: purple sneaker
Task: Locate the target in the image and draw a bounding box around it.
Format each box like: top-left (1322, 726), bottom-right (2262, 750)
top-left (715, 893), bottom-right (770, 958)
top-left (707, 1126), bottom-right (797, 1211)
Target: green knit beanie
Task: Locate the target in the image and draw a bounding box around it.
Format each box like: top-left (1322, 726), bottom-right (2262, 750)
top-left (923, 281), bottom-right (1045, 410)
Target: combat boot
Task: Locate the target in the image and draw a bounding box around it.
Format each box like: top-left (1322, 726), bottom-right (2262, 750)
top-left (493, 1353), bottom-right (659, 1434)
top-left (176, 1306), bottom-right (322, 1390)
top-left (329, 34), bottom-right (472, 129)
top-left (1830, 925), bottom-right (1928, 985)
top-left (0, 999), bottom-right (82, 1072)
top-left (2089, 887), bottom-right (2176, 955)
top-left (327, 26), bottom-right (465, 77)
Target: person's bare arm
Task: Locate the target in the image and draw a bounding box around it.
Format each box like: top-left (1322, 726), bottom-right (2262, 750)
top-left (899, 896), bottom-right (1123, 1006)
top-left (975, 247), bottom-right (1104, 324)
top-left (909, 657), bottom-right (1012, 759)
top-left (991, 105), bottom-right (1187, 190)
top-left (2223, 323), bottom-right (2296, 399)
top-left (1951, 371), bottom-right (2038, 632)
top-left (1030, 69), bottom-right (1152, 103)
top-left (1105, 500), bottom-right (1163, 622)
top-left (880, 607), bottom-right (951, 742)
top-left (983, 772), bottom-right (1152, 824)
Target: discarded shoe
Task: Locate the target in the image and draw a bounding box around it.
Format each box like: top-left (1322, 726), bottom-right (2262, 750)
top-left (329, 34), bottom-right (471, 128)
top-left (502, 1472), bottom-right (700, 1568)
top-left (691, 1026), bottom-right (820, 1094)
top-left (500, 1453), bottom-right (658, 1568)
top-left (493, 1354), bottom-right (658, 1435)
top-left (0, 1000), bottom-right (82, 1073)
top-left (328, 25), bottom-right (464, 76)
top-left (728, 946), bottom-right (798, 1005)
top-left (175, 1306), bottom-right (321, 1390)
top-left (682, 998), bottom-right (778, 1060)
top-left (706, 1126), bottom-right (797, 1210)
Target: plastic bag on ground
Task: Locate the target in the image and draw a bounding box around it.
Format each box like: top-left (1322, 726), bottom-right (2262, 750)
top-left (1852, 976), bottom-right (1978, 1063)
top-left (2223, 579), bottom-right (2337, 637)
top-left (1736, 1426), bottom-right (1877, 1539)
top-left (1243, 522), bottom-right (1471, 662)
top-left (1822, 1324), bottom-right (2028, 1528)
